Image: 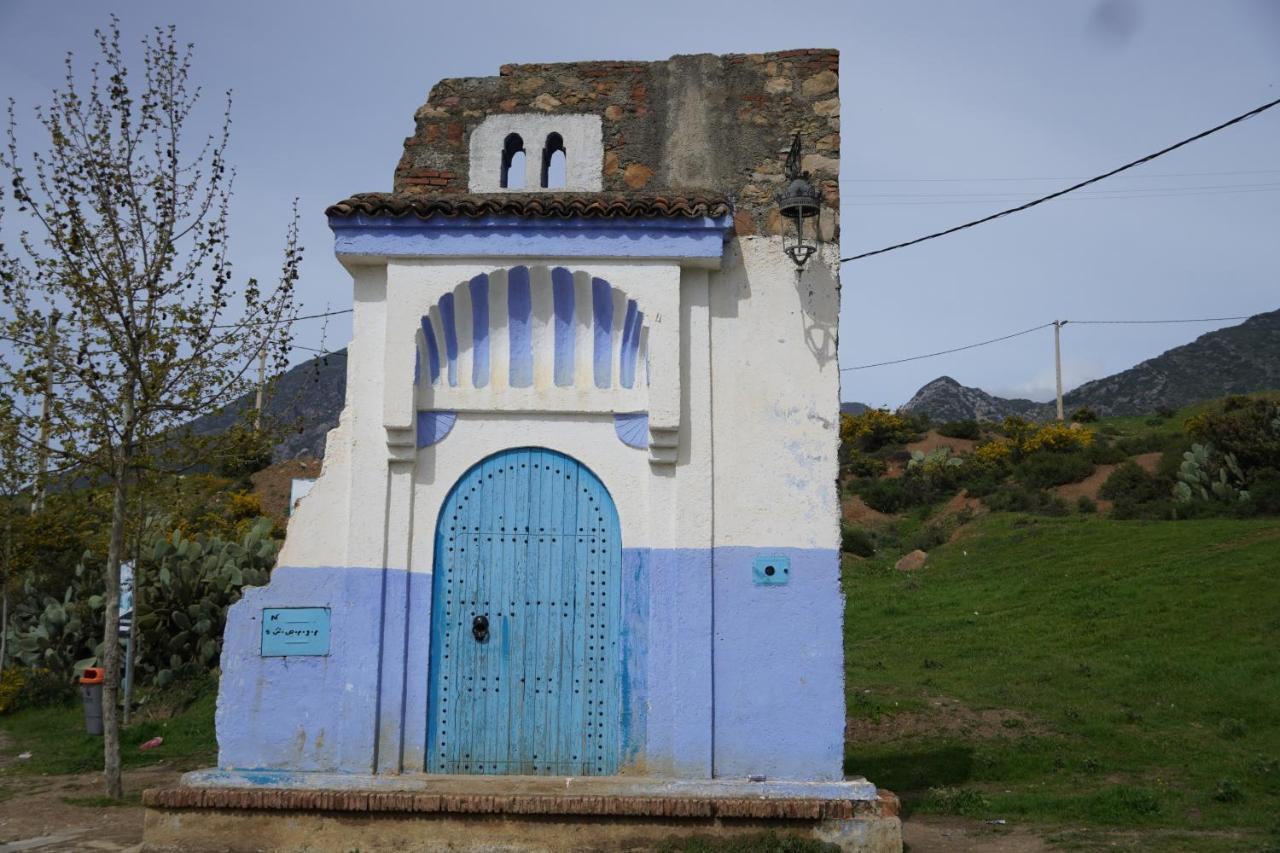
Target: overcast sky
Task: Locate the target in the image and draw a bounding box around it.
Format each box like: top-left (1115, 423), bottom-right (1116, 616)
top-left (2, 1), bottom-right (1277, 408)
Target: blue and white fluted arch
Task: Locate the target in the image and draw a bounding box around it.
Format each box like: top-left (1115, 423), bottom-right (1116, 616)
top-left (415, 266), bottom-right (649, 394)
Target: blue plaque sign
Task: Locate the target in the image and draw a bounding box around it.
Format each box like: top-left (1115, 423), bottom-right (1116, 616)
top-left (261, 607), bottom-right (331, 656)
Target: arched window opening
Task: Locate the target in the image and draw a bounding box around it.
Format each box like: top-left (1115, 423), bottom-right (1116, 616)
top-left (501, 133), bottom-right (526, 190)
top-left (541, 132), bottom-right (566, 189)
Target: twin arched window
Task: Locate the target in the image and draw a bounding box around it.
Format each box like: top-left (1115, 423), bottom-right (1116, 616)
top-left (500, 132), bottom-right (566, 190)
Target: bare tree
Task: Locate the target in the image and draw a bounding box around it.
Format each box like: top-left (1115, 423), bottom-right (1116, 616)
top-left (0, 17), bottom-right (300, 797)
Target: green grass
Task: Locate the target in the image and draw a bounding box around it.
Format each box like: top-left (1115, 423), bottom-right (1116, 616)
top-left (843, 513), bottom-right (1280, 845)
top-left (0, 680), bottom-right (216, 777)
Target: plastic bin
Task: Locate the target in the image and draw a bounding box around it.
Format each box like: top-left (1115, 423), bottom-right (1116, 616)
top-left (80, 666), bottom-right (104, 736)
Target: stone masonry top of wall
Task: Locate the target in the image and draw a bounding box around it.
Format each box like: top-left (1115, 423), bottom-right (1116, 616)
top-left (326, 191), bottom-right (730, 220)
top-left (349, 49), bottom-right (838, 238)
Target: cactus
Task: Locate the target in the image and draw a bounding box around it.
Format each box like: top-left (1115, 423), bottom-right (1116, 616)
top-left (139, 517), bottom-right (276, 686)
top-left (4, 517), bottom-right (278, 687)
top-left (1175, 443), bottom-right (1249, 504)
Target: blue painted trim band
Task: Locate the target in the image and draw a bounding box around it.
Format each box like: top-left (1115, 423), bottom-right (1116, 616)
top-left (439, 292), bottom-right (458, 387)
top-left (469, 274), bottom-right (489, 388)
top-left (421, 318), bottom-right (440, 385)
top-left (592, 278), bottom-right (613, 389)
top-left (551, 267), bottom-right (575, 387)
top-left (507, 266), bottom-right (533, 388)
top-left (619, 300), bottom-right (639, 389)
top-left (330, 213), bottom-right (734, 261)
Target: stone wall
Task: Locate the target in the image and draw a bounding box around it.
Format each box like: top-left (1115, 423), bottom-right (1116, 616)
top-left (394, 50), bottom-right (839, 238)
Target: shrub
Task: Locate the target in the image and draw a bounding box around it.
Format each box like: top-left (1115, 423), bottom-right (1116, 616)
top-left (1185, 396), bottom-right (1280, 473)
top-left (1100, 461), bottom-right (1172, 519)
top-left (0, 667), bottom-right (72, 714)
top-left (840, 409), bottom-right (921, 453)
top-left (1087, 442), bottom-right (1128, 465)
top-left (854, 478), bottom-right (908, 514)
top-left (840, 526), bottom-right (875, 558)
top-left (1077, 495), bottom-right (1098, 514)
top-left (1071, 406), bottom-right (1099, 423)
top-left (974, 439), bottom-right (1013, 466)
top-left (937, 419), bottom-right (981, 440)
top-left (983, 484), bottom-right (1069, 516)
top-left (909, 522), bottom-right (952, 551)
top-left (1021, 422), bottom-right (1094, 455)
top-left (840, 448), bottom-right (886, 479)
top-left (1015, 451), bottom-right (1095, 489)
top-left (1247, 468), bottom-right (1280, 514)
top-left (958, 458), bottom-right (1007, 497)
top-left (1155, 405), bottom-right (1175, 419)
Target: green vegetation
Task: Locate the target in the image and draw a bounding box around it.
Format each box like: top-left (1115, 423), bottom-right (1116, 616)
top-left (843, 513), bottom-right (1280, 846)
top-left (0, 675), bottom-right (216, 777)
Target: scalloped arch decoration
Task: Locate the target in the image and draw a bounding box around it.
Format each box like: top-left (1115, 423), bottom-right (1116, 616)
top-left (416, 266), bottom-right (649, 395)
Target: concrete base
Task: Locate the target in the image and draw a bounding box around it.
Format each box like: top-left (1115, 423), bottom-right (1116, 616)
top-left (142, 772), bottom-right (902, 852)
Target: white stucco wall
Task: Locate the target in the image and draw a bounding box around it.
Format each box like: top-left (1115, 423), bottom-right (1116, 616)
top-left (468, 114), bottom-right (604, 193)
top-left (281, 239), bottom-right (839, 568)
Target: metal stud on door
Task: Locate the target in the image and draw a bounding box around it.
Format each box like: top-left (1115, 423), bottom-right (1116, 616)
top-left (427, 448), bottom-right (622, 776)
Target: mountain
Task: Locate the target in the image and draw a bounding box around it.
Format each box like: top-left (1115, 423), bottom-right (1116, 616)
top-left (900, 376), bottom-right (1043, 422)
top-left (840, 401), bottom-right (869, 416)
top-left (1059, 309), bottom-right (1280, 416)
top-left (186, 349), bottom-right (348, 460)
top-left (901, 308), bottom-right (1280, 422)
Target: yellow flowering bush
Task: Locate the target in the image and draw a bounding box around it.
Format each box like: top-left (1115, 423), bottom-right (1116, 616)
top-left (840, 408), bottom-right (921, 452)
top-left (1021, 422), bottom-right (1094, 454)
top-left (974, 439), bottom-right (1013, 465)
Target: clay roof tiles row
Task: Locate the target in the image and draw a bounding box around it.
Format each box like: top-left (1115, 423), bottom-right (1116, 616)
top-left (326, 192), bottom-right (731, 220)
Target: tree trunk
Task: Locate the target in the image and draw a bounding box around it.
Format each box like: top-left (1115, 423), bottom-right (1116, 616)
top-left (1, 509), bottom-right (10, 671)
top-left (101, 382), bottom-right (135, 800)
top-left (101, 462), bottom-right (128, 799)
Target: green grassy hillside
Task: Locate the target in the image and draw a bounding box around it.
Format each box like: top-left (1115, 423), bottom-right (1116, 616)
top-left (843, 513), bottom-right (1280, 849)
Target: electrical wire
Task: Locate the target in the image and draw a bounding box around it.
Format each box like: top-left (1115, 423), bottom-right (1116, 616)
top-left (842, 323), bottom-right (1054, 371)
top-left (840, 96), bottom-right (1280, 262)
top-left (841, 313), bottom-right (1261, 371)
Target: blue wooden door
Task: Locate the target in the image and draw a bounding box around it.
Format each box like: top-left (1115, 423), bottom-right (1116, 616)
top-left (427, 448), bottom-right (622, 775)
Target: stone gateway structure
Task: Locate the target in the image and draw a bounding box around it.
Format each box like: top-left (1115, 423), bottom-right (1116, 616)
top-left (146, 49), bottom-right (901, 853)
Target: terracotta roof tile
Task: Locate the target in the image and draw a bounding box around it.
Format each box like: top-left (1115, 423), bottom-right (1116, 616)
top-left (326, 192), bottom-right (731, 220)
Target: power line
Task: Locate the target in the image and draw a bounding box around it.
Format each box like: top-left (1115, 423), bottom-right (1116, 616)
top-left (840, 96), bottom-right (1280, 263)
top-left (845, 168), bottom-right (1280, 184)
top-left (212, 307), bottom-right (351, 329)
top-left (1069, 315), bottom-right (1252, 326)
top-left (841, 313), bottom-right (1258, 371)
top-left (842, 322), bottom-right (1054, 371)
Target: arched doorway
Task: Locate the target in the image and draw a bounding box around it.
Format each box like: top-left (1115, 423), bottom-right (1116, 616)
top-left (427, 447), bottom-right (622, 775)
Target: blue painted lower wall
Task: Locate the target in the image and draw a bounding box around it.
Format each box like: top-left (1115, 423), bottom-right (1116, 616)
top-left (217, 547), bottom-right (843, 781)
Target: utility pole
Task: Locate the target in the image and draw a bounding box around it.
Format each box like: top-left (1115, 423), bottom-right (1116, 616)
top-left (253, 344), bottom-right (268, 431)
top-left (1053, 319), bottom-right (1067, 422)
top-left (32, 310), bottom-right (59, 513)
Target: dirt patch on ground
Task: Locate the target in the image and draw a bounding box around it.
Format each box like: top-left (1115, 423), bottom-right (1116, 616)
top-left (843, 493), bottom-right (895, 525)
top-left (903, 815), bottom-right (1052, 852)
top-left (1053, 463), bottom-right (1118, 512)
top-left (907, 431), bottom-right (978, 456)
top-left (0, 763), bottom-right (177, 850)
top-left (847, 696), bottom-right (1044, 743)
top-left (251, 457), bottom-right (321, 525)
top-left (1052, 452), bottom-right (1164, 513)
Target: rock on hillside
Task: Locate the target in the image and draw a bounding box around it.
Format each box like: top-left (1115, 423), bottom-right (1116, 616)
top-left (900, 376), bottom-right (1042, 423)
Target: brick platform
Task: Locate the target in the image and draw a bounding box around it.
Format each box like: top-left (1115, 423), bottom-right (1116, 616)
top-left (141, 777), bottom-right (902, 852)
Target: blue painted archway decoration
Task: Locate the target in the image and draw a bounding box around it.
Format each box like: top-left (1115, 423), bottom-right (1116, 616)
top-left (427, 447), bottom-right (623, 775)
